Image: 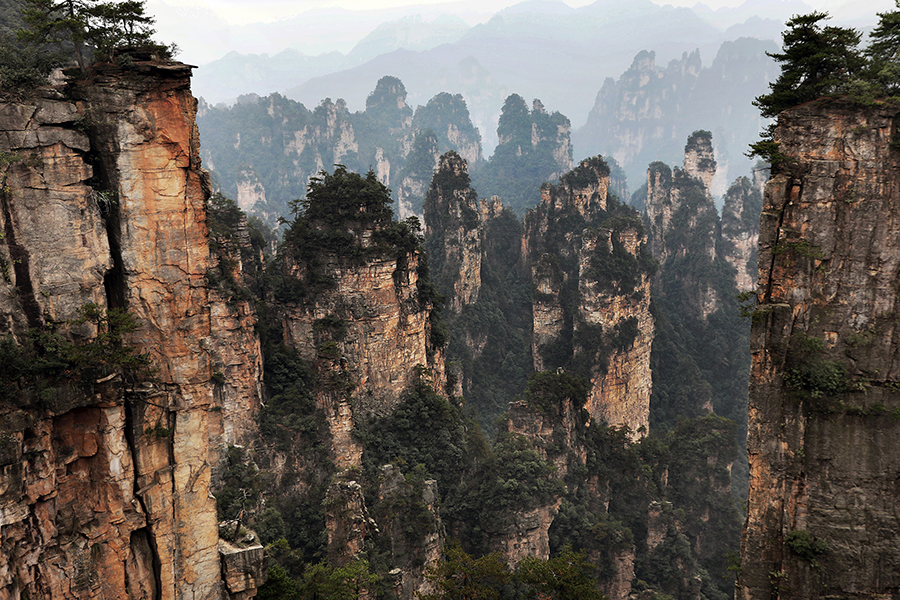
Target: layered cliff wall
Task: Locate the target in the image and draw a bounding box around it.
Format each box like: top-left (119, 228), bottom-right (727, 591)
top-left (526, 157), bottom-right (653, 435)
top-left (739, 99), bottom-right (900, 599)
top-left (0, 62), bottom-right (263, 599)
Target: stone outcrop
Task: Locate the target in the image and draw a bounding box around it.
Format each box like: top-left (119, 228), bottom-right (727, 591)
top-left (423, 152), bottom-right (484, 313)
top-left (325, 476), bottom-right (374, 567)
top-left (739, 99), bottom-right (900, 600)
top-left (219, 540), bottom-right (268, 600)
top-left (720, 172), bottom-right (764, 293)
top-left (525, 157), bottom-right (653, 435)
top-left (0, 61), bottom-right (263, 599)
top-left (645, 130), bottom-right (718, 268)
top-left (280, 206), bottom-right (446, 469)
top-left (372, 464), bottom-right (444, 600)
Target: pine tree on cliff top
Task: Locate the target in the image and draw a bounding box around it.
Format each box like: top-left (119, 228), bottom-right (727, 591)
top-left (865, 0), bottom-right (900, 96)
top-left (16, 0), bottom-right (171, 71)
top-left (752, 11), bottom-right (863, 118)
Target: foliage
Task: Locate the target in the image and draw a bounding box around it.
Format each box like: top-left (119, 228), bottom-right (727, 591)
top-left (206, 192), bottom-right (270, 299)
top-left (471, 95), bottom-right (572, 215)
top-left (364, 75), bottom-right (412, 130)
top-left (864, 1), bottom-right (900, 96)
top-left (753, 12), bottom-right (863, 118)
top-left (17, 0), bottom-right (172, 71)
top-left (0, 303), bottom-right (150, 401)
top-left (420, 544), bottom-right (512, 600)
top-left (257, 559), bottom-right (378, 600)
top-left (216, 445), bottom-right (260, 521)
top-left (522, 370), bottom-right (589, 413)
top-left (0, 35), bottom-right (64, 95)
top-left (357, 379), bottom-right (468, 492)
top-left (784, 333), bottom-right (847, 399)
top-left (785, 530), bottom-right (828, 565)
top-left (291, 165), bottom-right (394, 232)
top-left (281, 165), bottom-right (431, 298)
top-left (517, 548), bottom-right (607, 600)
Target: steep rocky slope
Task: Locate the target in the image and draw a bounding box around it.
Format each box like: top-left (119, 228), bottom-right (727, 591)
top-left (738, 99), bottom-right (900, 599)
top-left (525, 157), bottom-right (654, 435)
top-left (0, 62), bottom-right (263, 599)
top-left (644, 131), bottom-right (755, 435)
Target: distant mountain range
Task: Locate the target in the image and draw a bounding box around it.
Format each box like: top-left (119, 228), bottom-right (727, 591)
top-left (184, 0), bottom-right (889, 197)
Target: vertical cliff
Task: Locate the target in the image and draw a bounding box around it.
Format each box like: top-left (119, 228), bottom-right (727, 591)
top-left (739, 99), bottom-right (900, 599)
top-left (0, 61), bottom-right (263, 599)
top-left (646, 130), bottom-right (719, 271)
top-left (525, 157), bottom-right (654, 435)
top-left (720, 172), bottom-right (763, 293)
top-left (423, 152), bottom-right (483, 313)
top-left (279, 167), bottom-right (446, 470)
top-left (423, 151), bottom-right (531, 425)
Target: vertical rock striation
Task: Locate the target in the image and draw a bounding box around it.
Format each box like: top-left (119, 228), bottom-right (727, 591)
top-left (739, 99), bottom-right (900, 599)
top-left (721, 173), bottom-right (763, 293)
top-left (525, 157), bottom-right (654, 436)
top-left (423, 151), bottom-right (484, 313)
top-left (0, 61), bottom-right (263, 599)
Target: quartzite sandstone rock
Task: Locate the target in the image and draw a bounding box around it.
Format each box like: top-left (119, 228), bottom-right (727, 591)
top-left (738, 99), bottom-right (900, 600)
top-left (0, 61), bottom-right (263, 599)
top-left (526, 157), bottom-right (653, 436)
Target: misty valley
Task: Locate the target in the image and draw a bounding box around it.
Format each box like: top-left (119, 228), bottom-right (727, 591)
top-left (1, 1), bottom-right (900, 599)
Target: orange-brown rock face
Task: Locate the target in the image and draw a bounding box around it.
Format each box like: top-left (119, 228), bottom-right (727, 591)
top-left (0, 62), bottom-right (262, 600)
top-left (281, 233), bottom-right (445, 469)
top-left (526, 157), bottom-right (653, 436)
top-left (578, 228), bottom-right (653, 434)
top-left (423, 152), bottom-right (484, 313)
top-left (738, 99), bottom-right (900, 599)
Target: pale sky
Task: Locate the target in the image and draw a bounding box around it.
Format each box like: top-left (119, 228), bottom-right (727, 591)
top-left (153, 0), bottom-right (884, 25)
top-left (148, 0), bottom-right (893, 65)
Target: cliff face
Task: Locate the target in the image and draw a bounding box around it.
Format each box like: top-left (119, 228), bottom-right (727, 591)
top-left (525, 157), bottom-right (653, 435)
top-left (739, 100), bottom-right (900, 599)
top-left (645, 131), bottom-right (718, 270)
top-left (423, 152), bottom-right (484, 313)
top-left (0, 63), bottom-right (263, 599)
top-left (280, 207), bottom-right (446, 471)
top-left (720, 172), bottom-right (764, 293)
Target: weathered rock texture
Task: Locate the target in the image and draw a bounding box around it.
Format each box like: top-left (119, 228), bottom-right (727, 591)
top-left (281, 219), bottom-right (446, 470)
top-left (721, 172), bottom-right (764, 293)
top-left (372, 464), bottom-right (445, 600)
top-left (739, 99), bottom-right (900, 600)
top-left (0, 61), bottom-right (262, 599)
top-left (646, 130), bottom-right (719, 270)
top-left (525, 157), bottom-right (653, 435)
top-left (423, 152), bottom-right (484, 313)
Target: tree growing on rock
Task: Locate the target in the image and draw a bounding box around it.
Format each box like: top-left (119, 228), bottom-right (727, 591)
top-left (752, 11), bottom-right (863, 118)
top-left (16, 0), bottom-right (171, 71)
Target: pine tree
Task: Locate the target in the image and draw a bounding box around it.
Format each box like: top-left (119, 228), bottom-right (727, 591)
top-left (865, 1), bottom-right (900, 96)
top-left (752, 12), bottom-right (863, 117)
top-left (16, 0), bottom-right (169, 71)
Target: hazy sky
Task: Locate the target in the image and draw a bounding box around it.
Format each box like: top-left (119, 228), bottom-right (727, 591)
top-left (148, 0), bottom-right (894, 65)
top-left (155, 0), bottom-right (886, 25)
